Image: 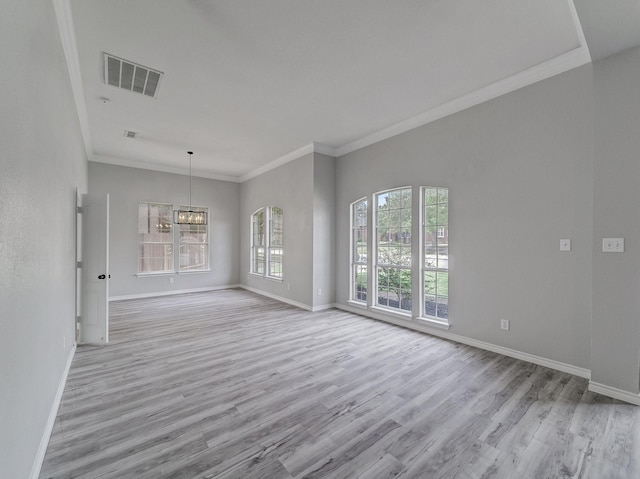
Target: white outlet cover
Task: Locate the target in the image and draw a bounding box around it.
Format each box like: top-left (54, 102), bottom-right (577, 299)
top-left (602, 238), bottom-right (624, 253)
top-left (560, 239), bottom-right (571, 251)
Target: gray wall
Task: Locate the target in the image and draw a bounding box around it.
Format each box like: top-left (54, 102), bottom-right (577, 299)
top-left (240, 154), bottom-right (315, 306)
top-left (0, 1), bottom-right (88, 477)
top-left (239, 152), bottom-right (337, 310)
top-left (313, 153), bottom-right (337, 308)
top-left (591, 46), bottom-right (640, 393)
top-left (335, 64), bottom-right (594, 370)
top-left (88, 162), bottom-right (240, 298)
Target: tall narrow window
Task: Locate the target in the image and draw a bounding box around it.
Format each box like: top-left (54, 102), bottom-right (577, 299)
top-left (423, 187), bottom-right (448, 319)
top-left (351, 198), bottom-right (368, 302)
top-left (178, 206), bottom-right (209, 272)
top-left (376, 188), bottom-right (412, 312)
top-left (250, 206), bottom-right (283, 279)
top-left (251, 208), bottom-right (265, 275)
top-left (268, 207), bottom-right (283, 279)
top-left (138, 202), bottom-right (173, 273)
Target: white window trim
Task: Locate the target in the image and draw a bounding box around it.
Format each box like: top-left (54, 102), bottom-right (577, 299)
top-left (177, 205), bottom-right (210, 273)
top-left (349, 185), bottom-right (450, 326)
top-left (267, 207), bottom-right (283, 280)
top-left (250, 206), bottom-right (283, 281)
top-left (138, 202), bottom-right (175, 275)
top-left (419, 187), bottom-right (449, 322)
top-left (373, 187), bottom-right (413, 314)
top-left (350, 197), bottom-right (368, 303)
top-left (250, 207), bottom-right (265, 276)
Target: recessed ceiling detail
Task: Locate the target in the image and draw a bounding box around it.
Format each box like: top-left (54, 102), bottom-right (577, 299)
top-left (104, 53), bottom-right (162, 99)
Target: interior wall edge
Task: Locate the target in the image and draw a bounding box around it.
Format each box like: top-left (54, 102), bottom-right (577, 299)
top-left (29, 343), bottom-right (77, 479)
top-left (240, 285), bottom-right (313, 312)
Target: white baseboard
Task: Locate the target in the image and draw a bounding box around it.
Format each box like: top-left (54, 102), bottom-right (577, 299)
top-left (109, 284), bottom-right (241, 301)
top-left (30, 343), bottom-right (77, 479)
top-left (240, 285), bottom-right (314, 311)
top-left (311, 303), bottom-right (337, 312)
top-left (336, 303), bottom-right (591, 380)
top-left (589, 381), bottom-right (640, 406)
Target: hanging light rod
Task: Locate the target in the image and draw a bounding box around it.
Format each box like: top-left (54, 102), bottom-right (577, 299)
top-left (173, 151), bottom-right (208, 225)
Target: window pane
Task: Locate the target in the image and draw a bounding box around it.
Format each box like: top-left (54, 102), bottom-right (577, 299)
top-left (180, 244), bottom-right (208, 271)
top-left (270, 207), bottom-right (283, 247)
top-left (269, 247), bottom-right (283, 278)
top-left (425, 205), bottom-right (437, 227)
top-left (351, 198), bottom-right (368, 302)
top-left (254, 247), bottom-right (265, 274)
top-left (422, 187), bottom-right (449, 320)
top-left (179, 206), bottom-right (209, 272)
top-left (138, 202), bottom-right (173, 273)
top-left (354, 264), bottom-right (367, 301)
top-left (377, 266), bottom-right (411, 311)
top-left (437, 204), bottom-right (448, 224)
top-left (424, 188), bottom-right (438, 205)
top-left (376, 188), bottom-right (411, 313)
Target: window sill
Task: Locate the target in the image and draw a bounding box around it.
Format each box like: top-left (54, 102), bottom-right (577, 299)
top-left (370, 305), bottom-right (412, 321)
top-left (136, 272), bottom-right (175, 278)
top-left (346, 300), bottom-right (367, 309)
top-left (415, 316), bottom-right (451, 330)
top-left (177, 269), bottom-right (211, 275)
top-left (249, 272), bottom-right (283, 282)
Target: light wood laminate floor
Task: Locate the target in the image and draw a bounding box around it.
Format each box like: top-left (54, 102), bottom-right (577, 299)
top-left (41, 289), bottom-right (639, 478)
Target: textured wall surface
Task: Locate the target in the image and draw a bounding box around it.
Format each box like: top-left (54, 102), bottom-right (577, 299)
top-left (0, 1), bottom-right (88, 477)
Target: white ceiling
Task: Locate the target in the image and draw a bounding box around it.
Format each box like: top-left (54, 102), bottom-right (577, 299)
top-left (59, 0), bottom-right (637, 182)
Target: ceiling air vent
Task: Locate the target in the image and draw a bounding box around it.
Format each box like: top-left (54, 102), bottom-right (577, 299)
top-left (104, 53), bottom-right (163, 99)
top-left (124, 130), bottom-right (137, 139)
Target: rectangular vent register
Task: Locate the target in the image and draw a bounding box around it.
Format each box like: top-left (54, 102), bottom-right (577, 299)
top-left (104, 53), bottom-right (163, 98)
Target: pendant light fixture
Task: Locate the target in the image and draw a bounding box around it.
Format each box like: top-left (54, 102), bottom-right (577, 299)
top-left (173, 151), bottom-right (207, 225)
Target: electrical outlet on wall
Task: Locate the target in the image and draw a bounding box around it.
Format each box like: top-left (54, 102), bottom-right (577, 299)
top-left (500, 319), bottom-right (510, 331)
top-left (602, 238), bottom-right (624, 253)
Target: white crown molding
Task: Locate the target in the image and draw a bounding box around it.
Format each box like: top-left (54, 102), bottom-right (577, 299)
top-left (239, 142), bottom-right (336, 183)
top-left (312, 142), bottom-right (338, 158)
top-left (62, 0), bottom-right (591, 182)
top-left (90, 154), bottom-right (241, 183)
top-left (239, 143), bottom-right (313, 182)
top-left (568, 0), bottom-right (591, 61)
top-left (335, 46), bottom-right (591, 157)
top-left (52, 0), bottom-right (92, 159)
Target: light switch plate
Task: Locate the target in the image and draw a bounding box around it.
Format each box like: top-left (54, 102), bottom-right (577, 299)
top-left (602, 238), bottom-right (624, 253)
top-left (560, 239), bottom-right (571, 251)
